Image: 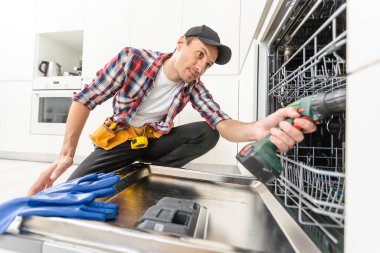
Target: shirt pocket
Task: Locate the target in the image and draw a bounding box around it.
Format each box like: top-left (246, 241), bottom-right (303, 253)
top-left (118, 76), bottom-right (152, 104)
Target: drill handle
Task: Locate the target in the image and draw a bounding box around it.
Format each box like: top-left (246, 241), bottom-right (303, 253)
top-left (285, 117), bottom-right (305, 130)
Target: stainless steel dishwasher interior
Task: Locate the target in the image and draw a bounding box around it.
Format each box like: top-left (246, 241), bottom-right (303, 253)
top-left (110, 164), bottom-right (288, 251)
top-left (110, 164), bottom-right (295, 252)
top-left (9, 163), bottom-right (320, 253)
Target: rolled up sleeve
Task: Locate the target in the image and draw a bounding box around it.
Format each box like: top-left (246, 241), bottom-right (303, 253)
top-left (73, 49), bottom-right (130, 110)
top-left (190, 81), bottom-right (231, 129)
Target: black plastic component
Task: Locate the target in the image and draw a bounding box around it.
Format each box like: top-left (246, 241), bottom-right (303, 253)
top-left (136, 197), bottom-right (200, 237)
top-left (236, 147), bottom-right (280, 183)
top-left (311, 88), bottom-right (346, 119)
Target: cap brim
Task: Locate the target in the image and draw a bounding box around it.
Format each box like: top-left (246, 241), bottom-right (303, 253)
top-left (197, 37), bottom-right (232, 65)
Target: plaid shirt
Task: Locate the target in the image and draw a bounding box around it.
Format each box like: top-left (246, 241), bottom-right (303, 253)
top-left (73, 47), bottom-right (230, 134)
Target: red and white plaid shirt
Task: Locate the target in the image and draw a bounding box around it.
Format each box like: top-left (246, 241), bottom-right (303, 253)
top-left (73, 47), bottom-right (230, 134)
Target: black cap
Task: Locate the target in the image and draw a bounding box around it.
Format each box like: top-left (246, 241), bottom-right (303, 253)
top-left (184, 25), bottom-right (232, 65)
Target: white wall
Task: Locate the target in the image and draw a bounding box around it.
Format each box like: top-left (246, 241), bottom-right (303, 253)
top-left (345, 1), bottom-right (380, 252)
top-left (0, 0), bottom-right (262, 167)
top-left (0, 0), bottom-right (35, 80)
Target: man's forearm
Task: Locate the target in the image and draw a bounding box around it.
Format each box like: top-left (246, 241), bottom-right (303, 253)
top-left (60, 101), bottom-right (91, 158)
top-left (215, 119), bottom-right (260, 142)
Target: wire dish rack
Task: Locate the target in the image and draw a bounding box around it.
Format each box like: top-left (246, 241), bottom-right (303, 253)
top-left (271, 146), bottom-right (344, 243)
top-left (266, 1), bottom-right (346, 248)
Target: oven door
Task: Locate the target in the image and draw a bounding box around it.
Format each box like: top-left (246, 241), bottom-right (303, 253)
top-left (30, 90), bottom-right (78, 135)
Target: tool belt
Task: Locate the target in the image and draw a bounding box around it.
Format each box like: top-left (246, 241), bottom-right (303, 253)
top-left (90, 117), bottom-right (163, 150)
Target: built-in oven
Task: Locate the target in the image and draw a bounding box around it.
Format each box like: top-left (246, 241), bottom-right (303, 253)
top-left (30, 76), bottom-right (82, 135)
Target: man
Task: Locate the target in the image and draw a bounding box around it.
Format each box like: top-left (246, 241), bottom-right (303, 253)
top-left (27, 25), bottom-right (316, 195)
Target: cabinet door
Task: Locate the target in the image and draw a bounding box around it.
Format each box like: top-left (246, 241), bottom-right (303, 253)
top-left (0, 82), bottom-right (32, 152)
top-left (182, 0), bottom-right (240, 75)
top-left (237, 40), bottom-right (259, 174)
top-left (35, 0), bottom-right (86, 33)
top-left (179, 75), bottom-right (239, 166)
top-left (82, 0), bottom-right (131, 79)
top-left (345, 62), bottom-right (379, 253)
top-left (130, 0), bottom-right (182, 52)
top-left (347, 1), bottom-right (380, 73)
top-left (0, 1), bottom-right (35, 80)
top-left (239, 0), bottom-right (268, 71)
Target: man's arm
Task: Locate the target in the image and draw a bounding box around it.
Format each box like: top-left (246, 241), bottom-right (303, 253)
top-left (216, 119), bottom-right (258, 142)
top-left (216, 107), bottom-right (316, 153)
top-left (27, 102), bottom-right (90, 195)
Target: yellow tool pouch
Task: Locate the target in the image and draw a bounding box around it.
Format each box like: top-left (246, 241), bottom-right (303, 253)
top-left (90, 117), bottom-right (164, 150)
top-left (90, 117), bottom-right (130, 150)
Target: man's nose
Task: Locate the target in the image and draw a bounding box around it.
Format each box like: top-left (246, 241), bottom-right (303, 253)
top-left (195, 61), bottom-right (207, 75)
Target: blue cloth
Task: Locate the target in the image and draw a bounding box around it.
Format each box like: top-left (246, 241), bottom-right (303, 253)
top-left (0, 172), bottom-right (120, 234)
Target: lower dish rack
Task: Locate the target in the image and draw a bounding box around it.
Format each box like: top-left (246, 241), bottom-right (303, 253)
top-left (268, 145), bottom-right (345, 251)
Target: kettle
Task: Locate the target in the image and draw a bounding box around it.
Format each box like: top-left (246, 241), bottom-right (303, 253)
top-left (38, 61), bottom-right (62, 76)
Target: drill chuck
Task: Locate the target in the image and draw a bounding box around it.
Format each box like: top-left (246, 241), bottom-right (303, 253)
top-left (311, 88), bottom-right (346, 119)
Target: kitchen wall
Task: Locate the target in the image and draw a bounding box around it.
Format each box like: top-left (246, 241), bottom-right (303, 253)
top-left (0, 0), bottom-right (268, 166)
top-left (345, 0), bottom-right (380, 252)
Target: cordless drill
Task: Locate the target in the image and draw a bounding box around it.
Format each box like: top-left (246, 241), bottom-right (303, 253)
top-left (236, 88), bottom-right (346, 183)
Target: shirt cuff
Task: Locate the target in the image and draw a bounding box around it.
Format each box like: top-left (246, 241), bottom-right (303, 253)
top-left (208, 111), bottom-right (231, 129)
top-left (72, 93), bottom-right (97, 110)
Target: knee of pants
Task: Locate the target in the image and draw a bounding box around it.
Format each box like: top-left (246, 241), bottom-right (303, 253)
top-left (198, 122), bottom-right (220, 151)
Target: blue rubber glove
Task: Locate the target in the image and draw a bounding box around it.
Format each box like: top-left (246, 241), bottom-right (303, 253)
top-left (39, 172), bottom-right (120, 195)
top-left (19, 201), bottom-right (119, 220)
top-left (0, 173), bottom-right (120, 234)
top-left (0, 196), bottom-right (119, 234)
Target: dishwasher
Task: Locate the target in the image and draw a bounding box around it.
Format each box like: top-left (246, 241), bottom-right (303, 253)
top-left (0, 1), bottom-right (346, 253)
top-left (261, 0), bottom-right (346, 252)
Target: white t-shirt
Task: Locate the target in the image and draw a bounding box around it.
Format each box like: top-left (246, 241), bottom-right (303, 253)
top-left (129, 66), bottom-right (182, 127)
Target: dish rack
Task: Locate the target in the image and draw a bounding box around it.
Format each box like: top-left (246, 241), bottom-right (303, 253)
top-left (266, 0), bottom-right (346, 251)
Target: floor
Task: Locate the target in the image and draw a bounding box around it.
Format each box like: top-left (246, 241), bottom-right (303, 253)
top-left (0, 159), bottom-right (77, 203)
top-left (0, 159), bottom-right (240, 203)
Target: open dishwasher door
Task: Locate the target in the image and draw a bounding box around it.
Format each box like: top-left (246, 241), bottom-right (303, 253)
top-left (0, 163), bottom-right (320, 253)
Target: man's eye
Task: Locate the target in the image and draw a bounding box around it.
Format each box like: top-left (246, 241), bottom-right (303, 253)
top-left (197, 51), bottom-right (204, 58)
top-left (206, 63), bottom-right (211, 69)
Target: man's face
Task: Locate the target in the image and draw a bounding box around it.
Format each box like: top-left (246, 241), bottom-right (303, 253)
top-left (175, 37), bottom-right (218, 83)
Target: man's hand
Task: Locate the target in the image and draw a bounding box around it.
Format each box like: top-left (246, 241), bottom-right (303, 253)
top-left (27, 156), bottom-right (73, 196)
top-left (255, 107), bottom-right (317, 152)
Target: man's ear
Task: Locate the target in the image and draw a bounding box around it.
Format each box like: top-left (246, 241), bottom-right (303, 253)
top-left (176, 36), bottom-right (186, 50)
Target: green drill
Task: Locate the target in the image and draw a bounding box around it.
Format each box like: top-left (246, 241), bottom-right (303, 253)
top-left (236, 88), bottom-right (346, 183)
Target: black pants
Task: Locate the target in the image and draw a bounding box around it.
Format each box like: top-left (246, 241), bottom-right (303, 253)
top-left (67, 121), bottom-right (220, 180)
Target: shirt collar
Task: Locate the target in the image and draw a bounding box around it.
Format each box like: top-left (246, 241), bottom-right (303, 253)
top-left (143, 52), bottom-right (198, 87)
top-left (143, 52), bottom-right (172, 79)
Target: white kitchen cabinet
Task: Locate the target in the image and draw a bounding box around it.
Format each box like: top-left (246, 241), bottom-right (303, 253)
top-left (35, 0), bottom-right (86, 33)
top-left (0, 1), bottom-right (35, 80)
top-left (345, 62), bottom-right (379, 253)
top-left (179, 75), bottom-right (239, 166)
top-left (237, 39), bottom-right (259, 174)
top-left (29, 134), bottom-right (64, 154)
top-left (130, 0), bottom-right (182, 52)
top-left (347, 0), bottom-right (380, 73)
top-left (239, 0), bottom-right (268, 71)
top-left (239, 40), bottom-right (258, 123)
top-left (82, 0), bottom-right (131, 79)
top-left (0, 82), bottom-right (32, 152)
top-left (345, 3), bottom-right (380, 250)
top-left (182, 0), bottom-right (240, 75)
